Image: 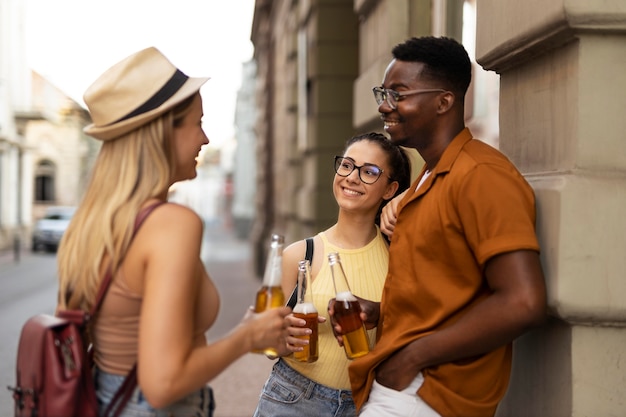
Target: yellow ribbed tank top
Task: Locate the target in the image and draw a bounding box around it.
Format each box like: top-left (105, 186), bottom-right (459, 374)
top-left (284, 229), bottom-right (388, 390)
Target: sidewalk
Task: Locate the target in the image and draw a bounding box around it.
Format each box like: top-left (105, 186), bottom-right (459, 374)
top-left (0, 248), bottom-right (26, 266)
top-left (202, 221), bottom-right (274, 417)
top-left (0, 248), bottom-right (48, 273)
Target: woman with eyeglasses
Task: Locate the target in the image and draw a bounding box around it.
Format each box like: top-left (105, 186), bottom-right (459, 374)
top-left (253, 132), bottom-right (411, 417)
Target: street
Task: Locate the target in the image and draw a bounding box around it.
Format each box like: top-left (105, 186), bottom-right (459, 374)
top-left (0, 252), bottom-right (58, 414)
top-left (1, 164), bottom-right (274, 416)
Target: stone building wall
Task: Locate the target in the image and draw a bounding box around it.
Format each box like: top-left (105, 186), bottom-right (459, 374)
top-left (251, 1), bottom-right (626, 413)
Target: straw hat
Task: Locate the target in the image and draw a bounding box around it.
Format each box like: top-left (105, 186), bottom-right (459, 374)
top-left (83, 47), bottom-right (209, 141)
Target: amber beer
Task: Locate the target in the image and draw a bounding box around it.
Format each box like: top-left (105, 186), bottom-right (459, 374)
top-left (254, 286), bottom-right (285, 313)
top-left (292, 259), bottom-right (318, 362)
top-left (333, 291), bottom-right (369, 359)
top-left (254, 285), bottom-right (285, 357)
top-left (253, 234), bottom-right (285, 357)
top-left (292, 304), bottom-right (319, 362)
top-left (328, 252), bottom-right (369, 360)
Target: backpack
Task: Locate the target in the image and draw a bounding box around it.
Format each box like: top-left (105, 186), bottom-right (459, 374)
top-left (9, 312), bottom-right (99, 417)
top-left (8, 202), bottom-right (164, 417)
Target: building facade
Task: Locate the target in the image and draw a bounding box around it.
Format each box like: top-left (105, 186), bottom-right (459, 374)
top-left (1, 0), bottom-right (95, 252)
top-left (251, 0), bottom-right (360, 273)
top-left (231, 59), bottom-right (258, 240)
top-left (0, 0), bottom-right (30, 252)
top-left (24, 71), bottom-right (96, 222)
top-left (251, 0), bottom-right (626, 415)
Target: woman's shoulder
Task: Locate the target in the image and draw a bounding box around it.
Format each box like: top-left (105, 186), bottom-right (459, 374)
top-left (143, 200), bottom-right (199, 217)
top-left (283, 239), bottom-right (307, 267)
top-left (284, 239), bottom-right (307, 256)
top-left (139, 201), bottom-right (202, 235)
top-left (283, 233), bottom-right (322, 258)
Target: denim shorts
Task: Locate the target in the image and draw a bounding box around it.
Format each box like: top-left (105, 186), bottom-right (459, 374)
top-left (253, 359), bottom-right (356, 417)
top-left (95, 368), bottom-right (215, 417)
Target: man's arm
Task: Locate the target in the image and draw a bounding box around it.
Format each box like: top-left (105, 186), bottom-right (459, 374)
top-left (375, 249), bottom-right (547, 390)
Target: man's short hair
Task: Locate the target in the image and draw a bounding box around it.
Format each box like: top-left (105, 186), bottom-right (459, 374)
top-left (392, 36), bottom-right (472, 98)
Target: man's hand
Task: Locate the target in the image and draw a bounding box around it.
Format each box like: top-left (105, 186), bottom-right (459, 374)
top-left (327, 296), bottom-right (380, 346)
top-left (380, 190), bottom-right (408, 238)
top-left (375, 345), bottom-right (421, 391)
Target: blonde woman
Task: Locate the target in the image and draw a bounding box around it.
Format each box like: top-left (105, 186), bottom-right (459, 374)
top-left (57, 47), bottom-right (289, 417)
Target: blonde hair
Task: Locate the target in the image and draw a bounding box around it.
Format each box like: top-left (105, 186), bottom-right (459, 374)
top-left (57, 92), bottom-right (198, 311)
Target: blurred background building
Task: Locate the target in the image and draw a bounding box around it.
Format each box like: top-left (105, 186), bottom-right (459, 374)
top-left (0, 0), bottom-right (28, 251)
top-left (0, 0), bottom-right (98, 251)
top-left (244, 0), bottom-right (626, 416)
top-left (24, 71), bottom-right (96, 218)
top-left (231, 59), bottom-right (258, 239)
top-left (1, 0), bottom-right (96, 253)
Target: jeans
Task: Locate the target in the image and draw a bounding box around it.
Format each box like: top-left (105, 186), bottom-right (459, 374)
top-left (253, 359), bottom-right (356, 417)
top-left (96, 368), bottom-right (215, 417)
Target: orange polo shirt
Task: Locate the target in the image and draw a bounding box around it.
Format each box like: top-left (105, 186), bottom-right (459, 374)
top-left (349, 128), bottom-right (540, 417)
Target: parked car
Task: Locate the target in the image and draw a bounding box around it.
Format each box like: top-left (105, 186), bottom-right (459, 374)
top-left (31, 206), bottom-right (77, 252)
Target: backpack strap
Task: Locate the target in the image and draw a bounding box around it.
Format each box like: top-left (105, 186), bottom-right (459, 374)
top-left (286, 237), bottom-right (314, 308)
top-left (90, 201), bottom-right (166, 317)
top-left (103, 365), bottom-right (138, 417)
top-left (304, 237), bottom-right (314, 263)
top-left (96, 200), bottom-right (165, 417)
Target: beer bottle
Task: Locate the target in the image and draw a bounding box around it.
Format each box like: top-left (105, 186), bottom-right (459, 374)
top-left (292, 259), bottom-right (318, 363)
top-left (328, 252), bottom-right (370, 359)
top-left (253, 233), bottom-right (285, 357)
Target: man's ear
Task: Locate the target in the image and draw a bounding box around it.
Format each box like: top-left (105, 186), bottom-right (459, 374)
top-left (437, 91), bottom-right (455, 114)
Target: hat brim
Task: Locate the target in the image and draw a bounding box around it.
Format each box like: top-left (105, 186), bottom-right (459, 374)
top-left (84, 76), bottom-right (209, 141)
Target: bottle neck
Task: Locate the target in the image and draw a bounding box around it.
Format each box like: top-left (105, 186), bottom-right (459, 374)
top-left (297, 262), bottom-right (314, 304)
top-left (329, 254), bottom-right (351, 295)
top-left (296, 269), bottom-right (305, 304)
top-left (262, 247), bottom-right (283, 287)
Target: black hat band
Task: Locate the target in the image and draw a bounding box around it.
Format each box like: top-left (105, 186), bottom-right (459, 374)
top-left (112, 69), bottom-right (189, 125)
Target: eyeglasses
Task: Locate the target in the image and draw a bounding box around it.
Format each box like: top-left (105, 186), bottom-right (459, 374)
top-left (372, 86), bottom-right (448, 109)
top-left (334, 156), bottom-right (386, 184)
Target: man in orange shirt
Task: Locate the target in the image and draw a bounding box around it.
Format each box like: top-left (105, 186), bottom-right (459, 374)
top-left (345, 36), bottom-right (547, 417)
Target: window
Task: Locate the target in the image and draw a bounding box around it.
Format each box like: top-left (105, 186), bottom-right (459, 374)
top-left (34, 160), bottom-right (56, 202)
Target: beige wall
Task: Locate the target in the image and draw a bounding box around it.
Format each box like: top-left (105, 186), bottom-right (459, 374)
top-left (251, 0), bottom-right (358, 276)
top-left (477, 0), bottom-right (626, 415)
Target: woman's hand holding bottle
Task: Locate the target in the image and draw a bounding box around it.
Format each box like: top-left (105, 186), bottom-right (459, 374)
top-left (241, 306), bottom-right (292, 353)
top-left (282, 313), bottom-right (326, 356)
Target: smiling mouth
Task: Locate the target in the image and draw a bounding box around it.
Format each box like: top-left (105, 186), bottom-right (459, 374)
top-left (383, 119), bottom-right (399, 130)
top-left (343, 187), bottom-right (363, 196)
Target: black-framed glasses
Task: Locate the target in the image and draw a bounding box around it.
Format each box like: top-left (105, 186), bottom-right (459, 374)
top-left (372, 86), bottom-right (448, 109)
top-left (334, 156), bottom-right (387, 184)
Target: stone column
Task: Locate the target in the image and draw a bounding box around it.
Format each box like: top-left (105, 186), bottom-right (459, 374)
top-left (476, 1), bottom-right (626, 416)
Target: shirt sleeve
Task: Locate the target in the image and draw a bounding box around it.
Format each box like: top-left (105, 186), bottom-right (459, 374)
top-left (456, 162), bottom-right (540, 266)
